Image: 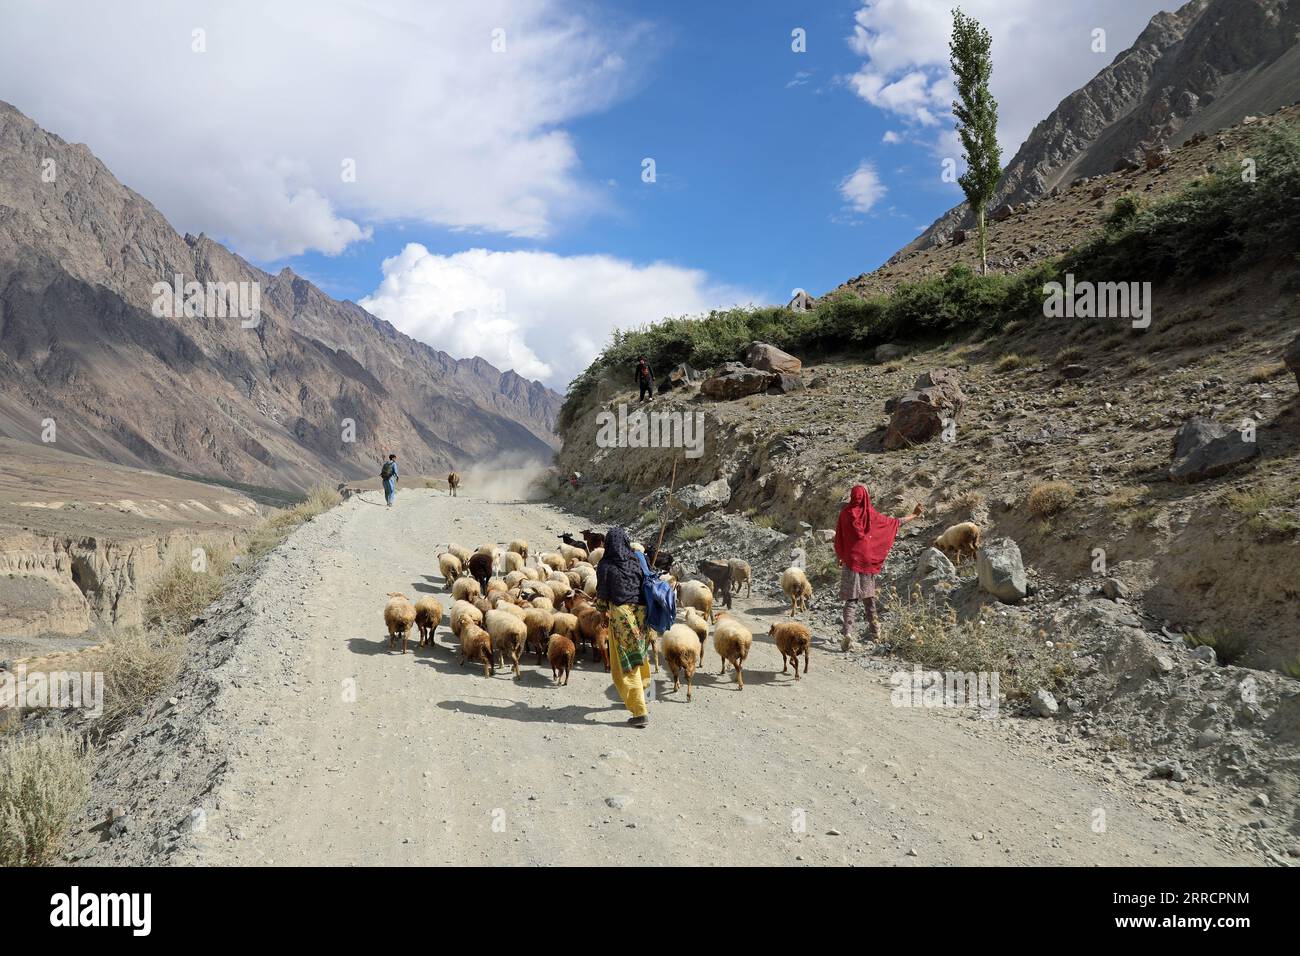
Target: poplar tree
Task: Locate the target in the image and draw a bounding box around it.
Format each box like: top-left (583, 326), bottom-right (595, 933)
top-left (950, 8), bottom-right (1001, 275)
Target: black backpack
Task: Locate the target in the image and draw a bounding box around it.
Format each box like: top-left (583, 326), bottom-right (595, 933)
top-left (380, 461), bottom-right (395, 480)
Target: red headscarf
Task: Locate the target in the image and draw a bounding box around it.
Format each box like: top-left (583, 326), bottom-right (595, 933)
top-left (834, 485), bottom-right (900, 575)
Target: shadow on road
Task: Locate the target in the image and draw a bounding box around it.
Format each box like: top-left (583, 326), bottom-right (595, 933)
top-left (435, 697), bottom-right (615, 726)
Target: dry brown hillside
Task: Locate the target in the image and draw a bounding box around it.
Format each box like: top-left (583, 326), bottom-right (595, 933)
top-left (837, 105), bottom-right (1300, 299)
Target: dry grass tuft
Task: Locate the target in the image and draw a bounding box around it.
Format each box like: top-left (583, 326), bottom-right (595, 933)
top-left (1027, 480), bottom-right (1077, 520)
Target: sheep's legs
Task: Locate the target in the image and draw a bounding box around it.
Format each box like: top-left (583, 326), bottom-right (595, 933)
top-left (803, 649), bottom-right (810, 674)
top-left (791, 653), bottom-right (800, 680)
top-left (736, 661), bottom-right (744, 689)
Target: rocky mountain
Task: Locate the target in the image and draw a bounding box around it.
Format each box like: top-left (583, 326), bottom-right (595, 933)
top-left (0, 100), bottom-right (561, 493)
top-left (896, 0), bottom-right (1300, 260)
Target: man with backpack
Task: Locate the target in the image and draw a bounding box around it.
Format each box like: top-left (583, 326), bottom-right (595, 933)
top-left (634, 356), bottom-right (654, 403)
top-left (380, 454), bottom-right (399, 507)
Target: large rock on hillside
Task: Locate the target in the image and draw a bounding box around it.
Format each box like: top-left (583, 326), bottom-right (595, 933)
top-left (700, 362), bottom-right (774, 400)
top-left (1284, 333), bottom-right (1300, 389)
top-left (1169, 417), bottom-right (1258, 483)
top-left (743, 342), bottom-right (802, 374)
top-left (912, 547), bottom-right (958, 598)
top-left (673, 478), bottom-right (732, 516)
top-left (977, 537), bottom-right (1027, 604)
top-left (658, 362), bottom-right (703, 393)
top-left (884, 368), bottom-right (967, 450)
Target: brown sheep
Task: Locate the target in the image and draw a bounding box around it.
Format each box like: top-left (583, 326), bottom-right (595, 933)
top-left (576, 605), bottom-right (610, 671)
top-left (547, 634), bottom-right (576, 685)
top-left (468, 552), bottom-right (494, 592)
top-left (932, 521), bottom-right (981, 565)
top-left (713, 612), bottom-right (753, 688)
top-left (447, 543), bottom-right (472, 565)
top-left (384, 593), bottom-right (417, 654)
top-left (661, 624), bottom-right (702, 701)
top-left (447, 471), bottom-right (460, 496)
top-left (508, 539), bottom-right (529, 561)
top-left (458, 623), bottom-right (494, 677)
top-left (523, 608), bottom-right (555, 664)
top-left (769, 621), bottom-right (811, 680)
top-left (414, 596), bottom-right (444, 648)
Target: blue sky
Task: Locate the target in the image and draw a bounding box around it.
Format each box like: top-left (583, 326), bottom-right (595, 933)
top-left (0, 0), bottom-right (1172, 388)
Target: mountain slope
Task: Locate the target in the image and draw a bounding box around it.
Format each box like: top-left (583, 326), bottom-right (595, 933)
top-left (0, 100), bottom-right (560, 492)
top-left (897, 0), bottom-right (1300, 260)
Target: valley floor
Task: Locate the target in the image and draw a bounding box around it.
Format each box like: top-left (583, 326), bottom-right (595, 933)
top-left (160, 488), bottom-right (1253, 866)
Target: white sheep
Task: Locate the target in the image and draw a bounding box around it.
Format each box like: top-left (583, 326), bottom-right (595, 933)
top-left (661, 623), bottom-right (703, 701)
top-left (438, 552), bottom-right (463, 583)
top-left (780, 567), bottom-right (813, 616)
top-left (485, 609), bottom-right (528, 679)
top-left (712, 612), bottom-right (753, 688)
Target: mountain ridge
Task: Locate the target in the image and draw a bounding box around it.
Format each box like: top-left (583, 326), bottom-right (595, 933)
top-left (891, 0), bottom-right (1300, 263)
top-left (0, 98), bottom-right (560, 492)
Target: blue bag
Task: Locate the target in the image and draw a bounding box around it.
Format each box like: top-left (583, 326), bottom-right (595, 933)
top-left (635, 550), bottom-right (677, 634)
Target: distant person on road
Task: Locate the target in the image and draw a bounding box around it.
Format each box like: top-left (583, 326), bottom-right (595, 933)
top-left (834, 484), bottom-right (921, 651)
top-left (380, 454), bottom-right (399, 507)
top-left (596, 526), bottom-right (652, 728)
top-left (634, 356), bottom-right (654, 403)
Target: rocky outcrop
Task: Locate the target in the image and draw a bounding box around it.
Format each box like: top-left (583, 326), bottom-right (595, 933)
top-left (895, 0), bottom-right (1300, 257)
top-left (673, 478), bottom-right (732, 517)
top-left (1169, 418), bottom-right (1259, 482)
top-left (883, 369), bottom-right (966, 450)
top-left (0, 100), bottom-right (561, 492)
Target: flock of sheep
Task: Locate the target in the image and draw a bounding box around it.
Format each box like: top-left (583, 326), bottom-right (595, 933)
top-left (381, 533), bottom-right (820, 701)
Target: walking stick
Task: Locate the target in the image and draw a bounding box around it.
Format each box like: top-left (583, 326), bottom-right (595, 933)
top-left (652, 457), bottom-right (678, 567)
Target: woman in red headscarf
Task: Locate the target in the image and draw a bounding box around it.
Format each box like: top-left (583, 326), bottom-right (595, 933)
top-left (834, 485), bottom-right (922, 650)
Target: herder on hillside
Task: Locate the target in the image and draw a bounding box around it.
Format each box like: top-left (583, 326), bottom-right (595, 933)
top-left (380, 453), bottom-right (399, 507)
top-left (596, 527), bottom-right (652, 728)
top-left (634, 356), bottom-right (654, 403)
top-left (834, 484), bottom-right (921, 651)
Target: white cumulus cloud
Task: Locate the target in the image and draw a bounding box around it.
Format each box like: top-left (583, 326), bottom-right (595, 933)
top-left (0, 0), bottom-right (647, 260)
top-left (360, 245), bottom-right (756, 388)
top-left (838, 161), bottom-right (888, 214)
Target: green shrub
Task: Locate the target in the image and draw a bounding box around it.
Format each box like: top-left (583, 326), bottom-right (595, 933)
top-left (678, 524), bottom-right (706, 542)
top-left (880, 587), bottom-right (1074, 697)
top-left (0, 730), bottom-right (92, 866)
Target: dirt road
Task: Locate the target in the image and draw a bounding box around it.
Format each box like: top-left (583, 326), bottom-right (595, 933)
top-left (184, 488), bottom-right (1255, 866)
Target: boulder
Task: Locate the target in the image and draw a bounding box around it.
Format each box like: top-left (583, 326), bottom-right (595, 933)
top-left (883, 368), bottom-right (966, 450)
top-left (661, 363), bottom-right (702, 392)
top-left (1060, 364), bottom-right (1090, 379)
top-left (766, 373), bottom-right (805, 395)
top-left (976, 537), bottom-right (1027, 604)
top-left (742, 342), bottom-right (802, 374)
top-left (912, 547), bottom-right (957, 598)
top-left (990, 204), bottom-right (1013, 222)
top-left (874, 343), bottom-right (906, 363)
top-left (673, 478), bottom-right (731, 516)
top-left (1284, 333), bottom-right (1300, 389)
top-left (1029, 688), bottom-right (1058, 718)
top-left (700, 362), bottom-right (774, 400)
top-left (1168, 417), bottom-right (1258, 483)
top-left (1144, 146), bottom-right (1171, 169)
top-left (951, 228), bottom-right (967, 245)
